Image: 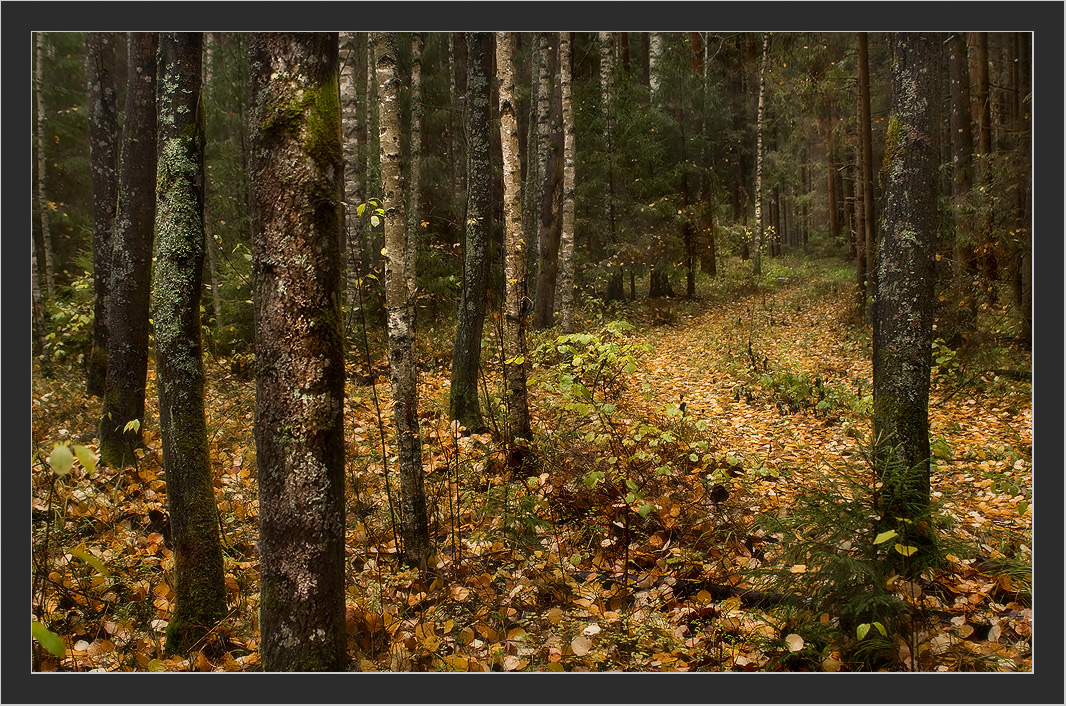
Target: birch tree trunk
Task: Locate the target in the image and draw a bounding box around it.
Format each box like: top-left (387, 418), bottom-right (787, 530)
top-left (85, 31), bottom-right (121, 396)
top-left (340, 31), bottom-right (365, 307)
top-left (599, 32), bottom-right (616, 252)
top-left (248, 32), bottom-right (347, 671)
top-left (372, 31), bottom-right (431, 567)
top-left (753, 32), bottom-right (769, 277)
top-left (533, 33), bottom-right (562, 329)
top-left (496, 31), bottom-right (532, 467)
top-left (558, 32), bottom-right (577, 334)
top-left (152, 33), bottom-right (227, 654)
top-left (35, 33), bottom-right (56, 298)
top-left (406, 32), bottom-right (424, 319)
top-left (648, 32), bottom-right (663, 98)
top-left (449, 32), bottom-right (494, 431)
top-left (874, 32), bottom-right (942, 569)
top-left (99, 32), bottom-right (159, 468)
top-left (202, 32), bottom-right (224, 340)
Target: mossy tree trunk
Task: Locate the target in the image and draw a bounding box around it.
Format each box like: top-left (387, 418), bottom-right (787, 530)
top-left (99, 32), bottom-right (158, 468)
top-left (372, 31), bottom-right (431, 568)
top-left (557, 32), bottom-right (577, 334)
top-left (248, 32), bottom-right (347, 671)
top-left (449, 32), bottom-right (494, 432)
top-left (873, 32), bottom-right (942, 572)
top-left (85, 32), bottom-right (121, 396)
top-left (496, 32), bottom-right (533, 468)
top-left (152, 33), bottom-right (227, 655)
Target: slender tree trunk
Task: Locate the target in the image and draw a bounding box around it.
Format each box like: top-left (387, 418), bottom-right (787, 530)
top-left (340, 31), bottom-right (365, 309)
top-left (153, 33), bottom-right (227, 655)
top-left (406, 32), bottom-right (425, 319)
top-left (85, 32), bottom-right (121, 396)
top-left (640, 32), bottom-right (651, 88)
top-left (854, 152), bottom-right (868, 315)
top-left (874, 32), bottom-right (942, 569)
top-left (372, 31), bottom-right (431, 567)
top-left (35, 33), bottom-right (56, 299)
top-left (202, 33), bottom-right (224, 340)
top-left (450, 32), bottom-right (494, 431)
top-left (32, 234), bottom-right (47, 359)
top-left (857, 33), bottom-right (877, 325)
top-left (99, 32), bottom-right (159, 468)
top-left (248, 32), bottom-right (347, 671)
top-left (843, 162), bottom-right (856, 259)
top-left (534, 33), bottom-right (563, 329)
top-left (753, 32), bottom-right (769, 276)
top-left (648, 32), bottom-right (663, 98)
top-left (948, 33), bottom-right (978, 335)
top-left (558, 32), bottom-right (577, 334)
top-left (969, 32), bottom-right (997, 301)
top-left (496, 32), bottom-right (532, 467)
top-left (599, 32), bottom-right (616, 250)
top-left (1013, 32), bottom-right (1031, 346)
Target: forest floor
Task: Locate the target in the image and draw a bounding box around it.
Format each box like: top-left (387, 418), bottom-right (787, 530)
top-left (30, 255), bottom-right (1033, 672)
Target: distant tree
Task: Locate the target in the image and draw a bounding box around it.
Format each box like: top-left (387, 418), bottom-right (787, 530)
top-left (947, 32), bottom-right (978, 335)
top-left (248, 32), bottom-right (347, 671)
top-left (496, 31), bottom-right (533, 467)
top-left (533, 33), bottom-right (564, 329)
top-left (85, 32), bottom-right (121, 396)
top-left (152, 32), bottom-right (227, 654)
top-left (857, 32), bottom-right (877, 324)
top-left (372, 31), bottom-right (432, 567)
top-left (99, 32), bottom-right (158, 468)
top-left (34, 33), bottom-right (56, 299)
top-left (753, 32), bottom-right (769, 277)
top-left (968, 32), bottom-right (997, 301)
top-left (449, 31), bottom-right (494, 431)
top-left (558, 31), bottom-right (577, 334)
top-left (873, 32), bottom-right (942, 569)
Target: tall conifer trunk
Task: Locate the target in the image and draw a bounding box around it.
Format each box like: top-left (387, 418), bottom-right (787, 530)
top-left (857, 33), bottom-right (877, 325)
top-left (99, 32), bottom-right (158, 468)
top-left (558, 32), bottom-right (577, 334)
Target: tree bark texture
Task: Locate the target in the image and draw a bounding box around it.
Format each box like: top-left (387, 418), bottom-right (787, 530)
top-left (558, 32), bottom-right (578, 334)
top-left (857, 33), bottom-right (877, 324)
top-left (947, 33), bottom-right (979, 333)
top-left (449, 32), bottom-right (494, 431)
top-left (534, 33), bottom-right (563, 330)
top-left (406, 32), bottom-right (425, 316)
top-left (248, 32), bottom-right (347, 671)
top-left (202, 33), bottom-right (224, 339)
top-left (496, 32), bottom-right (533, 465)
top-left (648, 32), bottom-right (663, 98)
top-left (599, 31), bottom-right (616, 250)
top-left (152, 33), bottom-right (228, 654)
top-left (873, 32), bottom-right (941, 563)
top-left (753, 33), bottom-right (768, 276)
top-left (99, 32), bottom-right (159, 468)
top-left (968, 32), bottom-right (997, 297)
top-left (85, 32), bottom-right (121, 396)
top-left (372, 31), bottom-right (431, 567)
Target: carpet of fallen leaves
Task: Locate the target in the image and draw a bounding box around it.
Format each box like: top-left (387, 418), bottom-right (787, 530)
top-left (30, 256), bottom-right (1032, 672)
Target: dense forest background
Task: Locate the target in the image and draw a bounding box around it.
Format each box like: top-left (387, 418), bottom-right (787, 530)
top-left (26, 27), bottom-right (1044, 681)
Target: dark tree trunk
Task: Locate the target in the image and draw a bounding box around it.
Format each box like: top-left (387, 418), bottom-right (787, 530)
top-left (969, 32), bottom-right (997, 301)
top-left (854, 152), bottom-right (868, 317)
top-left (1013, 32), bottom-right (1031, 347)
top-left (99, 33), bottom-right (158, 468)
top-left (605, 270), bottom-right (625, 302)
top-left (648, 264), bottom-right (674, 298)
top-left (249, 32), bottom-right (347, 671)
top-left (640, 32), bottom-right (650, 88)
top-left (873, 32), bottom-right (942, 570)
top-left (948, 33), bottom-right (978, 335)
top-left (843, 164), bottom-right (856, 259)
top-left (827, 148), bottom-right (840, 244)
top-left (85, 32), bottom-right (121, 397)
top-left (450, 32), bottom-right (494, 432)
top-left (152, 33), bottom-right (227, 655)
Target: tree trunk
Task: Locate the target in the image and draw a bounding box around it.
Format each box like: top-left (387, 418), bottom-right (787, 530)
top-left (873, 32), bottom-right (942, 570)
top-left (449, 32), bottom-right (494, 432)
top-left (373, 31), bottom-right (432, 568)
top-left (948, 33), bottom-right (978, 335)
top-left (152, 33), bottom-right (227, 655)
top-left (35, 33), bottom-right (56, 299)
top-left (340, 31), bottom-right (365, 310)
top-left (534, 34), bottom-right (563, 330)
top-left (85, 32), bottom-right (121, 396)
top-left (496, 32), bottom-right (532, 467)
top-left (648, 32), bottom-right (663, 98)
top-left (32, 233), bottom-right (47, 359)
top-left (599, 32), bottom-right (617, 251)
top-left (854, 153), bottom-right (867, 316)
top-left (857, 33), bottom-right (877, 326)
top-left (1013, 32), bottom-right (1031, 347)
top-left (753, 32), bottom-right (768, 276)
top-left (969, 32), bottom-right (997, 301)
top-left (202, 33), bottom-right (224, 342)
top-left (249, 32), bottom-right (347, 671)
top-left (557, 32), bottom-right (577, 334)
top-left (827, 146), bottom-right (840, 245)
top-left (99, 33), bottom-right (158, 468)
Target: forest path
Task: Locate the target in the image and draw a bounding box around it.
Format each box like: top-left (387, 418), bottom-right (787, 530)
top-left (621, 270), bottom-right (1032, 536)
